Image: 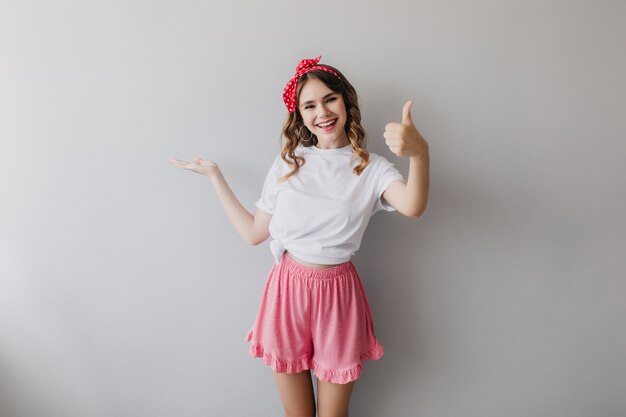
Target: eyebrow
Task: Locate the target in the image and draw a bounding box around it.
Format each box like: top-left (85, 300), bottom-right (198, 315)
top-left (300, 93), bottom-right (336, 107)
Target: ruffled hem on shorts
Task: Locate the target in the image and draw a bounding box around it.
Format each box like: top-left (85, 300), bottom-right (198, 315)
top-left (246, 330), bottom-right (311, 374)
top-left (248, 342), bottom-right (312, 374)
top-left (311, 340), bottom-right (385, 384)
top-left (246, 331), bottom-right (384, 385)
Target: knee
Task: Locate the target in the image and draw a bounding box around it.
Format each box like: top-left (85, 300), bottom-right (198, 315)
top-left (317, 411), bottom-right (348, 417)
top-left (284, 408), bottom-right (316, 417)
top-left (279, 389), bottom-right (315, 417)
top-left (283, 401), bottom-right (315, 417)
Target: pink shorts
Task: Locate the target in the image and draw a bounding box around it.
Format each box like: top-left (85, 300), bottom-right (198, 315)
top-left (245, 253), bottom-right (384, 384)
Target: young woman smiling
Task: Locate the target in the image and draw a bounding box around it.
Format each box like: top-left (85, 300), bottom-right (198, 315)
top-left (171, 56), bottom-right (429, 417)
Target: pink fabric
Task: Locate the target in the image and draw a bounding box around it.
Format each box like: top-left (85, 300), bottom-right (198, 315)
top-left (246, 253), bottom-right (384, 384)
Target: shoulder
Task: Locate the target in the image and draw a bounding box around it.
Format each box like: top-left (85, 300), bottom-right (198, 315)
top-left (265, 148), bottom-right (306, 176)
top-left (261, 153), bottom-right (288, 179)
top-left (363, 152), bottom-right (403, 184)
top-left (367, 151), bottom-right (385, 162)
top-left (366, 151), bottom-right (395, 169)
top-left (274, 145), bottom-right (311, 160)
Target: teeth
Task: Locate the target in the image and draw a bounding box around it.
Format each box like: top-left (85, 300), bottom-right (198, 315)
top-left (318, 119), bottom-right (336, 127)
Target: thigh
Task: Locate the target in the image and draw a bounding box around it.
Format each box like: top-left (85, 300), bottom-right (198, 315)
top-left (316, 379), bottom-right (355, 417)
top-left (273, 370), bottom-right (316, 417)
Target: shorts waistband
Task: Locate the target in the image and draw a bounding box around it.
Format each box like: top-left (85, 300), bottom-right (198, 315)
top-left (280, 253), bottom-right (354, 279)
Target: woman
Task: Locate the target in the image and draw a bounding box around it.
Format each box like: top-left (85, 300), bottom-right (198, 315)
top-left (171, 56), bottom-right (429, 417)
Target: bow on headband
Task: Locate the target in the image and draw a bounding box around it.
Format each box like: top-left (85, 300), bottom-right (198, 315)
top-left (282, 55), bottom-right (341, 113)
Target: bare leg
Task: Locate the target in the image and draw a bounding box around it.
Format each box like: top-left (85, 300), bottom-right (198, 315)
top-left (316, 378), bottom-right (356, 417)
top-left (273, 370), bottom-right (316, 417)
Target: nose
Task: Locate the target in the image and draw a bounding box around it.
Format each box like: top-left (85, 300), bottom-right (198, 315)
top-left (317, 103), bottom-right (330, 118)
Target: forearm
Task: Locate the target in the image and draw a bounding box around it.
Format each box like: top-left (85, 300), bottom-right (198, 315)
top-left (208, 171), bottom-right (261, 244)
top-left (405, 150), bottom-right (430, 217)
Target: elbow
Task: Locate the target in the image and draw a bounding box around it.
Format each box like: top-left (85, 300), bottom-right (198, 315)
top-left (398, 208), bottom-right (420, 218)
top-left (246, 237), bottom-right (261, 246)
top-left (404, 205), bottom-right (427, 219)
top-left (413, 207), bottom-right (427, 218)
top-left (247, 233), bottom-right (270, 246)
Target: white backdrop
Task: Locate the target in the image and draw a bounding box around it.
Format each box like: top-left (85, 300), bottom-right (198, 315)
top-left (1, 1), bottom-right (625, 416)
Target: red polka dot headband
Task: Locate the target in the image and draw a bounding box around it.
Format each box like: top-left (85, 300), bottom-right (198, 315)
top-left (282, 55), bottom-right (340, 113)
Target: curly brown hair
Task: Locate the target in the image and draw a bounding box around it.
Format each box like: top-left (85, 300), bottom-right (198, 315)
top-left (278, 65), bottom-right (369, 182)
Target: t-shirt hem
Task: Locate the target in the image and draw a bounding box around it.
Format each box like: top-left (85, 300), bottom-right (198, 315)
top-left (378, 176), bottom-right (404, 212)
top-left (255, 201), bottom-right (274, 214)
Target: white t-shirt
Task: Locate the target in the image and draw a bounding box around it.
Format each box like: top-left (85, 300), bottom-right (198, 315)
top-left (256, 144), bottom-right (404, 264)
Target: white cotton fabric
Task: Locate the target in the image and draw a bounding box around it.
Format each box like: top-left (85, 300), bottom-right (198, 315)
top-left (256, 144), bottom-right (404, 265)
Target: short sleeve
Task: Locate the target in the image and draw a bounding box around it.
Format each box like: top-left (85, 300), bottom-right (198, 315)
top-left (373, 155), bottom-right (404, 213)
top-left (255, 155), bottom-right (282, 214)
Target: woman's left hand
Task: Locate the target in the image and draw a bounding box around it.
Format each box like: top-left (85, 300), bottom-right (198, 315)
top-left (383, 101), bottom-right (429, 158)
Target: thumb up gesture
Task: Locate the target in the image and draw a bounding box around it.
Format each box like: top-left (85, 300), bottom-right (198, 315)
top-left (383, 101), bottom-right (429, 158)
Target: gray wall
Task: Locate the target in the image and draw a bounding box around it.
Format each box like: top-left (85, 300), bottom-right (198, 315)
top-left (1, 1), bottom-right (625, 416)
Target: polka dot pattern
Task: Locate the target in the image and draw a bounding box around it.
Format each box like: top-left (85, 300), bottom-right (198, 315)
top-left (282, 55), bottom-right (341, 113)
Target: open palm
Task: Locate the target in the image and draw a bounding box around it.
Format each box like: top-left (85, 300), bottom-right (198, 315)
top-left (170, 157), bottom-right (219, 177)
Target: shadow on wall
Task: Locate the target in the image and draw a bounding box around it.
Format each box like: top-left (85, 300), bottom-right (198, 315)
top-left (351, 210), bottom-right (428, 411)
top-left (0, 361), bottom-right (18, 417)
top-left (350, 160), bottom-right (543, 412)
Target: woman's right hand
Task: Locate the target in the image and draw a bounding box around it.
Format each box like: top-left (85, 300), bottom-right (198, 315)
top-left (170, 156), bottom-right (270, 245)
top-left (169, 157), bottom-right (221, 180)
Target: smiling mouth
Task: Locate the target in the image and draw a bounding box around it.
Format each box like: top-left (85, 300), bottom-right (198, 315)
top-left (316, 119), bottom-right (337, 128)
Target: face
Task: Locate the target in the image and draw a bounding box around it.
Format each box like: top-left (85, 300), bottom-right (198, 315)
top-left (298, 78), bottom-right (349, 148)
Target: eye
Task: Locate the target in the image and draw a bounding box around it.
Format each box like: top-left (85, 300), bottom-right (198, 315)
top-left (326, 96), bottom-right (337, 103)
top-left (304, 104), bottom-right (314, 110)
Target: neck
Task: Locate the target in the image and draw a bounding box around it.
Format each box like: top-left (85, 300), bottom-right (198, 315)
top-left (315, 133), bottom-right (350, 149)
